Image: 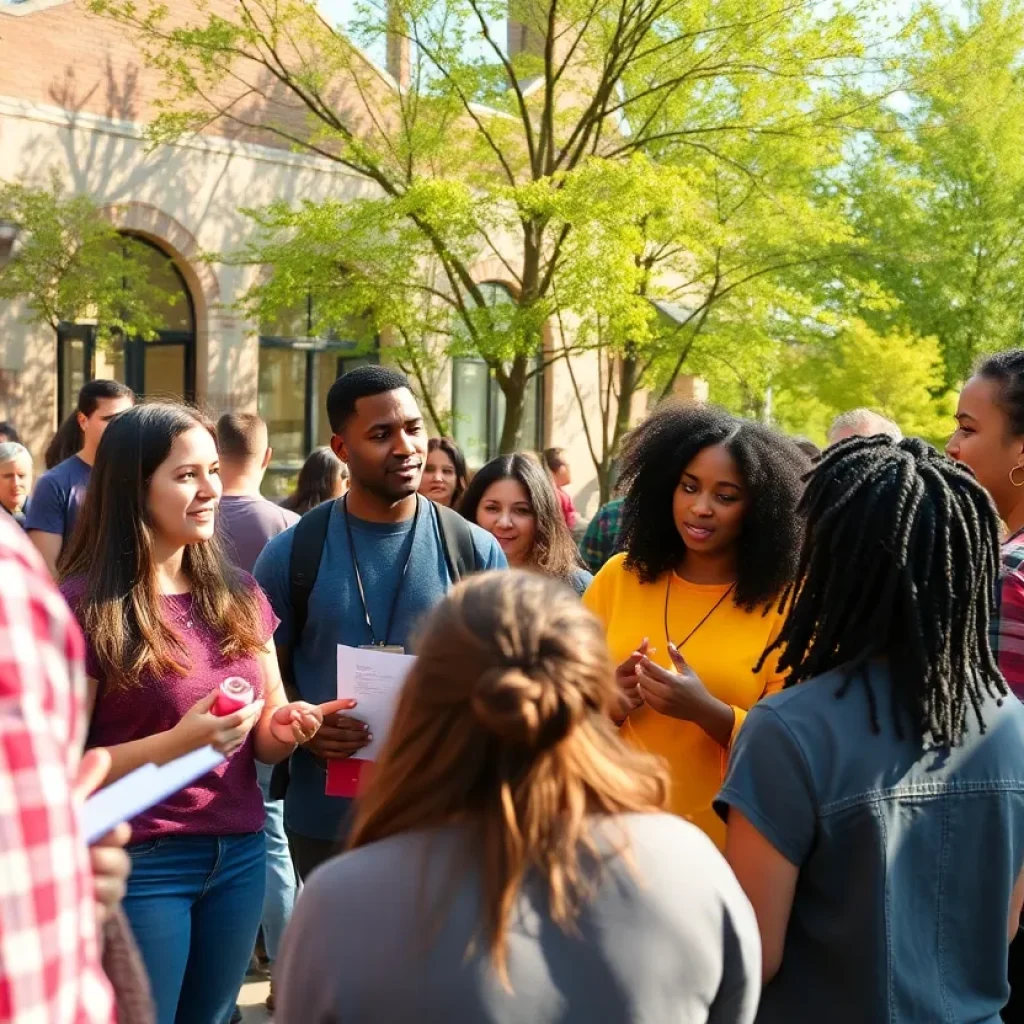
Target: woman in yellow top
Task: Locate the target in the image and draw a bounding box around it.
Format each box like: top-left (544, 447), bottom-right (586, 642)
top-left (584, 403), bottom-right (807, 847)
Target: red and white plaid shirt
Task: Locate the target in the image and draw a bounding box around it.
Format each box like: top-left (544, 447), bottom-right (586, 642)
top-left (0, 515), bottom-right (114, 1023)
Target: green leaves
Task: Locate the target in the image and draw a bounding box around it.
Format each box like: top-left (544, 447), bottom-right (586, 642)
top-left (91, 0), bottom-right (891, 452)
top-left (773, 320), bottom-right (954, 448)
top-left (0, 174), bottom-right (178, 343)
top-left (835, 0), bottom-right (1024, 388)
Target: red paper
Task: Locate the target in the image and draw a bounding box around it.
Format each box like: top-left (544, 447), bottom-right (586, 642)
top-left (326, 758), bottom-right (372, 798)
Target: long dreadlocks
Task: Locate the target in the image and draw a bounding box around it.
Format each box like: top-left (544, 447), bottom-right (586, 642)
top-left (760, 435), bottom-right (1006, 747)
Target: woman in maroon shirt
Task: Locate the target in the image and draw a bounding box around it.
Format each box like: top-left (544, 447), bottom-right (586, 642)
top-left (60, 403), bottom-right (343, 1024)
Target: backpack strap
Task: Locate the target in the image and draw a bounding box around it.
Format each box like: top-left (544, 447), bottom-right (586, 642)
top-left (435, 503), bottom-right (479, 583)
top-left (270, 498), bottom-right (335, 803)
top-left (287, 498), bottom-right (336, 672)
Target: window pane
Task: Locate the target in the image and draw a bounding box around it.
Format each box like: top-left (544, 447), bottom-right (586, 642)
top-left (259, 346), bottom-right (307, 470)
top-left (313, 352), bottom-right (344, 449)
top-left (142, 344), bottom-right (185, 400)
top-left (94, 334), bottom-right (126, 385)
top-left (453, 359), bottom-right (489, 469)
top-left (59, 335), bottom-right (87, 421)
top-left (261, 298), bottom-right (309, 340)
top-left (310, 352), bottom-right (380, 447)
top-left (119, 237), bottom-right (194, 333)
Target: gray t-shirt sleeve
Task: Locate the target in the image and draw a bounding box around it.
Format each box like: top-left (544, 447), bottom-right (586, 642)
top-left (24, 470), bottom-right (66, 535)
top-left (253, 529), bottom-right (295, 648)
top-left (715, 704), bottom-right (817, 866)
top-left (708, 868), bottom-right (763, 1024)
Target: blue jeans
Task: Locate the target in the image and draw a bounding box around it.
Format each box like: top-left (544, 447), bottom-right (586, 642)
top-left (123, 832), bottom-right (266, 1024)
top-left (256, 761), bottom-right (297, 964)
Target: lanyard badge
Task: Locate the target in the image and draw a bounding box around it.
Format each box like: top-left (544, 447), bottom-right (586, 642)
top-left (345, 495), bottom-right (421, 652)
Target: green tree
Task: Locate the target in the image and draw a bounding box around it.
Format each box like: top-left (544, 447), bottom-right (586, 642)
top-left (773, 319), bottom-right (954, 447)
top-left (837, 0), bottom-right (1024, 385)
top-left (90, 0), bottom-right (879, 450)
top-left (0, 175), bottom-right (175, 342)
top-left (549, 78), bottom-right (855, 497)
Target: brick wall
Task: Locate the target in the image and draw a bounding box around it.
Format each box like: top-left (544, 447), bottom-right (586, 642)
top-left (0, 0), bottom-right (393, 152)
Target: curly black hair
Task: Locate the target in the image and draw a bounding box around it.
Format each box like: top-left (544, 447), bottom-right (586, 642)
top-left (759, 435), bottom-right (1005, 746)
top-left (977, 349), bottom-right (1024, 434)
top-left (618, 403), bottom-right (807, 610)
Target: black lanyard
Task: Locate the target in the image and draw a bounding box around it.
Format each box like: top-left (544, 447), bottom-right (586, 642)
top-left (664, 575), bottom-right (735, 651)
top-left (343, 495), bottom-right (421, 647)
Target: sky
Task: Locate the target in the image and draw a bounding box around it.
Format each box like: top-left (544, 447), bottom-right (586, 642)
top-left (314, 0), bottom-right (971, 78)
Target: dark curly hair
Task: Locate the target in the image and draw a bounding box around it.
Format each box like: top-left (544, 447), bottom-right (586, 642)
top-left (977, 349), bottom-right (1024, 435)
top-left (618, 403), bottom-right (806, 610)
top-left (759, 436), bottom-right (1005, 746)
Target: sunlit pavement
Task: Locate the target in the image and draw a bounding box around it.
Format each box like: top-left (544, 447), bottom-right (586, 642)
top-left (239, 979), bottom-right (272, 1022)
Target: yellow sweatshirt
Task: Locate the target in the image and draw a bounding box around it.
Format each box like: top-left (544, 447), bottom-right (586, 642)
top-left (583, 553), bottom-right (786, 848)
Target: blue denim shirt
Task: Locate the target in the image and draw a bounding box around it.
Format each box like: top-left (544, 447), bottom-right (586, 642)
top-left (717, 662), bottom-right (1024, 1023)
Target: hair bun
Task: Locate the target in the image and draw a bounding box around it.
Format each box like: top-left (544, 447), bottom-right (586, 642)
top-left (472, 665), bottom-right (573, 750)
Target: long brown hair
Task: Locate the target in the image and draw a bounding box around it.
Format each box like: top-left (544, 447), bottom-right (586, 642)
top-left (61, 403), bottom-right (268, 690)
top-left (458, 454), bottom-right (583, 580)
top-left (426, 436), bottom-right (469, 506)
top-left (348, 571), bottom-right (668, 982)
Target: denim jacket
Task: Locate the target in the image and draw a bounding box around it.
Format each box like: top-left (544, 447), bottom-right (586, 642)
top-left (717, 662), bottom-right (1024, 1023)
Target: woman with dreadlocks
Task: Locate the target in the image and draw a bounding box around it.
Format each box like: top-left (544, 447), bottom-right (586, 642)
top-left (583, 403), bottom-right (806, 848)
top-left (716, 436), bottom-right (1024, 1024)
top-left (948, 350), bottom-right (1024, 1022)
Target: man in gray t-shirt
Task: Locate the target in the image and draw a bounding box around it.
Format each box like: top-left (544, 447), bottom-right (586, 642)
top-left (215, 413), bottom-right (299, 574)
top-left (274, 814), bottom-right (761, 1024)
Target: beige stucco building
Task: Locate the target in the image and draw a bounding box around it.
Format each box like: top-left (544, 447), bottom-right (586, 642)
top-left (0, 0), bottom-right (705, 511)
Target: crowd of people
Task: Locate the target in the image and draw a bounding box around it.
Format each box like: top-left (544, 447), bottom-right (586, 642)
top-left (5, 359), bottom-right (1024, 1024)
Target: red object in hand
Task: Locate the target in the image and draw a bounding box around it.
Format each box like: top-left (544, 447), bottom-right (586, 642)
top-left (212, 677), bottom-right (254, 717)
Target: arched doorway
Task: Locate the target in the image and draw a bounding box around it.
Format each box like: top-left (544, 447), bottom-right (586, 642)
top-left (57, 235), bottom-right (196, 417)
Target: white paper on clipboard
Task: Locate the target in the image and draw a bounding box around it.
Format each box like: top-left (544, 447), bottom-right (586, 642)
top-left (80, 745), bottom-right (224, 844)
top-left (337, 644), bottom-right (415, 759)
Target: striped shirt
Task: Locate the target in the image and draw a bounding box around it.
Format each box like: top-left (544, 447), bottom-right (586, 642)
top-left (993, 528), bottom-right (1024, 700)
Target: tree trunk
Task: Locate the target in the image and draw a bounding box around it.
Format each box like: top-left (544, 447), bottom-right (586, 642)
top-left (495, 220), bottom-right (543, 455)
top-left (613, 349), bottom-right (639, 454)
top-left (596, 463), bottom-right (614, 505)
top-left (588, 349), bottom-right (640, 503)
top-left (497, 353), bottom-right (529, 453)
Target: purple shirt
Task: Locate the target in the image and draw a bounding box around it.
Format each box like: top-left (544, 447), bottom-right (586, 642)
top-left (217, 495), bottom-right (299, 574)
top-left (61, 573), bottom-right (278, 842)
top-left (25, 455), bottom-right (91, 541)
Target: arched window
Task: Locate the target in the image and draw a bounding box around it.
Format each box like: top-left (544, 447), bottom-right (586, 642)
top-left (56, 235), bottom-right (196, 417)
top-left (257, 292), bottom-right (378, 496)
top-left (451, 282), bottom-right (544, 468)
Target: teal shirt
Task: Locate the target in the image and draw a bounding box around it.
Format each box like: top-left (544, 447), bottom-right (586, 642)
top-left (254, 497), bottom-right (506, 840)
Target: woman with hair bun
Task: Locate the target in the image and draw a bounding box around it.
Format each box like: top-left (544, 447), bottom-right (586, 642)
top-left (275, 571), bottom-right (761, 1024)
